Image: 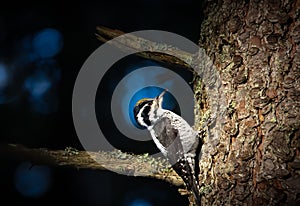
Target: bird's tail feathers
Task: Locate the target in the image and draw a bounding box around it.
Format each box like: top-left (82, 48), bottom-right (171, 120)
top-left (190, 175), bottom-right (201, 205)
top-left (173, 158), bottom-right (201, 205)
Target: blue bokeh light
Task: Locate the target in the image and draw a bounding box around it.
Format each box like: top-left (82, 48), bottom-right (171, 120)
top-left (0, 63), bottom-right (16, 104)
top-left (14, 162), bottom-right (52, 198)
top-left (0, 63), bottom-right (8, 88)
top-left (23, 60), bottom-right (61, 114)
top-left (128, 198), bottom-right (153, 206)
top-left (25, 77), bottom-right (51, 99)
top-left (24, 72), bottom-right (52, 98)
top-left (32, 28), bottom-right (63, 58)
top-left (129, 86), bottom-right (180, 129)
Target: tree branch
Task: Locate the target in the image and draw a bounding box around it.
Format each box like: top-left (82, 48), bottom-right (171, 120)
top-left (0, 144), bottom-right (184, 187)
top-left (95, 26), bottom-right (196, 73)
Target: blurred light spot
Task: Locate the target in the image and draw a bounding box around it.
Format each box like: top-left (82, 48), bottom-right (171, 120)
top-left (24, 71), bottom-right (52, 98)
top-left (129, 86), bottom-right (179, 128)
top-left (128, 198), bottom-right (152, 206)
top-left (0, 63), bottom-right (8, 88)
top-left (23, 62), bottom-right (60, 114)
top-left (33, 28), bottom-right (63, 58)
top-left (0, 63), bottom-right (16, 104)
top-left (14, 162), bottom-right (52, 198)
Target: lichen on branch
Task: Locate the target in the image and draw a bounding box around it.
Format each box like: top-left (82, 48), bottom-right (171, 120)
top-left (0, 144), bottom-right (184, 187)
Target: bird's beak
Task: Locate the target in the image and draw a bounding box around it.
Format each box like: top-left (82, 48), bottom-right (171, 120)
top-left (155, 89), bottom-right (168, 105)
top-left (157, 89), bottom-right (168, 99)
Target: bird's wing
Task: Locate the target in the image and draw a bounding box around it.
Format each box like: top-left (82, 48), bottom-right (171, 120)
top-left (152, 117), bottom-right (184, 164)
top-left (152, 117), bottom-right (201, 204)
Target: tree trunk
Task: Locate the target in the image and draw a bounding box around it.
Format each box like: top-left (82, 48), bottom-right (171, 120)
top-left (196, 0), bottom-right (300, 205)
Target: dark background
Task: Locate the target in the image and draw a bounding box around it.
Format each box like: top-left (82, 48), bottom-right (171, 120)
top-left (0, 1), bottom-right (203, 205)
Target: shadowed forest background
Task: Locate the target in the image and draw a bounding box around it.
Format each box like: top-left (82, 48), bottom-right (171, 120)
top-left (0, 0), bottom-right (202, 206)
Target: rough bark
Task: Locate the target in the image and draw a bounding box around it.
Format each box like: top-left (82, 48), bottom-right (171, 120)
top-left (196, 0), bottom-right (300, 205)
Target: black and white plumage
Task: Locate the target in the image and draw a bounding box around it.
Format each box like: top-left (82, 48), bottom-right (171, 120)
top-left (134, 89), bottom-right (201, 205)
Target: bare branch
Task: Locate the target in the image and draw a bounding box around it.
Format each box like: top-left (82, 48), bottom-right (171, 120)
top-left (0, 144), bottom-right (184, 187)
top-left (95, 26), bottom-right (195, 73)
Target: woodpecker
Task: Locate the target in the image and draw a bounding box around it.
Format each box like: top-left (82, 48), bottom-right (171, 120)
top-left (133, 89), bottom-right (201, 205)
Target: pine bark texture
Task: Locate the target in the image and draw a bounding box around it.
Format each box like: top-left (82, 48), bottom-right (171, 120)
top-left (195, 0), bottom-right (300, 205)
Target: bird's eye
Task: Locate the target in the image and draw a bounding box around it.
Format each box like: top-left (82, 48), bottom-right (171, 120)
top-left (142, 105), bottom-right (151, 116)
top-left (141, 105), bottom-right (151, 126)
top-left (133, 106), bottom-right (140, 120)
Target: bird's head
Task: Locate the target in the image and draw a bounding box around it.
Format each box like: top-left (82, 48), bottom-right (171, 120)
top-left (133, 89), bottom-right (168, 128)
